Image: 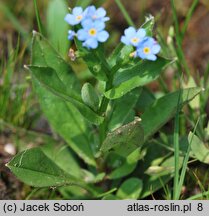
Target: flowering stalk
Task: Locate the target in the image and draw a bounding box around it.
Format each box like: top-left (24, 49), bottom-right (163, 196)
top-left (121, 26), bottom-right (161, 61)
top-left (65, 5), bottom-right (110, 49)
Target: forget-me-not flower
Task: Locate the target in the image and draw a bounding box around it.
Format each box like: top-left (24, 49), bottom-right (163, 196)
top-left (121, 27), bottom-right (146, 47)
top-left (136, 37), bottom-right (161, 61)
top-left (65, 7), bottom-right (86, 26)
top-left (84, 5), bottom-right (110, 22)
top-left (77, 19), bottom-right (109, 49)
top-left (67, 30), bottom-right (76, 40)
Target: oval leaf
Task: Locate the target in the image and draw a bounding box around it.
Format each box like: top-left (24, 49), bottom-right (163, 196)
top-left (105, 57), bottom-right (171, 99)
top-left (30, 32), bottom-right (104, 125)
top-left (33, 79), bottom-right (96, 166)
top-left (28, 66), bottom-right (104, 125)
top-left (100, 117), bottom-right (144, 157)
top-left (142, 87), bottom-right (203, 141)
top-left (7, 148), bottom-right (79, 187)
top-left (81, 82), bottom-right (100, 111)
top-left (108, 148), bottom-right (145, 179)
top-left (108, 88), bottom-right (142, 131)
top-left (141, 14), bottom-right (155, 36)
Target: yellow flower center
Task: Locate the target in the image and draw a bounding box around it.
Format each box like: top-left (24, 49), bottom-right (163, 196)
top-left (89, 28), bottom-right (97, 36)
top-left (143, 47), bottom-right (150, 54)
top-left (131, 37), bottom-right (139, 43)
top-left (76, 15), bottom-right (83, 21)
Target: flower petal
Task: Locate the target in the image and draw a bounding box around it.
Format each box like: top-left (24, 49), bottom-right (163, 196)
top-left (124, 27), bottom-right (136, 38)
top-left (85, 5), bottom-right (96, 17)
top-left (96, 7), bottom-right (106, 18)
top-left (81, 19), bottom-right (94, 29)
top-left (102, 17), bottom-right (110, 22)
top-left (146, 37), bottom-right (155, 45)
top-left (84, 38), bottom-right (98, 49)
top-left (137, 49), bottom-right (146, 59)
top-left (64, 14), bottom-right (78, 25)
top-left (68, 30), bottom-right (75, 40)
top-left (152, 44), bottom-right (161, 54)
top-left (72, 7), bottom-right (83, 16)
top-left (147, 54), bottom-right (157, 61)
top-left (77, 29), bottom-right (88, 41)
top-left (121, 36), bottom-right (130, 45)
top-left (97, 30), bottom-right (109, 42)
top-left (136, 28), bottom-right (146, 38)
top-left (94, 20), bottom-right (105, 31)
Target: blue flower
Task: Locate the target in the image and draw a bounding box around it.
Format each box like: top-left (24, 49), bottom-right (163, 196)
top-left (77, 19), bottom-right (109, 49)
top-left (65, 7), bottom-right (86, 26)
top-left (84, 5), bottom-right (110, 22)
top-left (121, 27), bottom-right (146, 47)
top-left (136, 37), bottom-right (161, 61)
top-left (67, 30), bottom-right (76, 40)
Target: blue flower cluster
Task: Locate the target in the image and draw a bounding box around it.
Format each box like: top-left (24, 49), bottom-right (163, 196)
top-left (65, 6), bottom-right (109, 49)
top-left (121, 27), bottom-right (161, 61)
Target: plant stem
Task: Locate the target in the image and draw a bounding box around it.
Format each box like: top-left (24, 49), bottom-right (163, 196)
top-left (173, 88), bottom-right (181, 200)
top-left (181, 0), bottom-right (199, 41)
top-left (176, 118), bottom-right (200, 199)
top-left (187, 191), bottom-right (209, 200)
top-left (114, 0), bottom-right (135, 27)
top-left (25, 188), bottom-right (40, 200)
top-left (171, 0), bottom-right (190, 78)
top-left (96, 50), bottom-right (121, 144)
top-left (33, 0), bottom-right (44, 35)
top-left (98, 79), bottom-right (113, 143)
top-left (97, 61), bottom-right (121, 142)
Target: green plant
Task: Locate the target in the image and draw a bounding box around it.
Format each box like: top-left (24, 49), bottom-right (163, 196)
top-left (6, 1), bottom-right (208, 200)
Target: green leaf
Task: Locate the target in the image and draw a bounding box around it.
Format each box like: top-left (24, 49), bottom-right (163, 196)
top-left (190, 132), bottom-right (209, 164)
top-left (183, 77), bottom-right (200, 109)
top-left (59, 185), bottom-right (90, 199)
top-left (41, 143), bottom-right (82, 178)
top-left (141, 15), bottom-right (155, 36)
top-left (46, 0), bottom-right (69, 56)
top-left (29, 66), bottom-right (80, 100)
top-left (81, 83), bottom-right (100, 111)
top-left (117, 178), bottom-right (143, 199)
top-left (7, 148), bottom-right (79, 187)
top-left (105, 57), bottom-right (170, 99)
top-left (33, 79), bottom-right (96, 166)
top-left (140, 175), bottom-right (172, 198)
top-left (137, 140), bottom-right (183, 198)
top-left (138, 156), bottom-right (172, 198)
top-left (142, 87), bottom-right (203, 141)
top-left (100, 117), bottom-right (144, 157)
top-left (29, 32), bottom-right (104, 124)
top-left (108, 43), bottom-right (124, 67)
top-left (75, 39), bottom-right (108, 81)
top-left (108, 88), bottom-right (141, 131)
top-left (30, 34), bottom-right (96, 165)
top-left (31, 32), bottom-right (79, 90)
top-left (108, 149), bottom-right (145, 179)
top-left (115, 45), bottom-right (134, 67)
top-left (28, 66), bottom-right (104, 125)
top-left (136, 87), bottom-right (155, 112)
top-left (102, 194), bottom-right (118, 200)
top-left (76, 0), bottom-right (93, 7)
